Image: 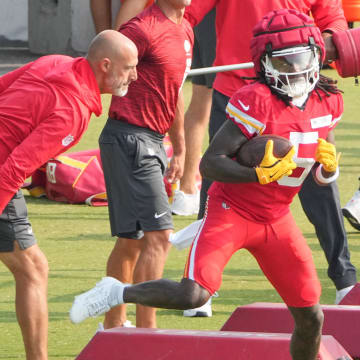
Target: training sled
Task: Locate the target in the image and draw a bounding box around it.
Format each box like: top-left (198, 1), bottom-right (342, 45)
top-left (221, 302), bottom-right (360, 358)
top-left (76, 327), bottom-right (351, 360)
top-left (339, 283), bottom-right (360, 305)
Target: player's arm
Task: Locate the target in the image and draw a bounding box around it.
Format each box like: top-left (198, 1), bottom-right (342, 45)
top-left (184, 0), bottom-right (217, 27)
top-left (200, 119), bottom-right (258, 183)
top-left (311, 0), bottom-right (348, 33)
top-left (166, 91), bottom-right (186, 184)
top-left (113, 0), bottom-right (149, 30)
top-left (0, 113), bottom-right (77, 214)
top-left (312, 0), bottom-right (348, 63)
top-left (201, 120), bottom-right (296, 184)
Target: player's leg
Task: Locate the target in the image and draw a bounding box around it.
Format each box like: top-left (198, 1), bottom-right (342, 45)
top-left (104, 237), bottom-right (141, 329)
top-left (70, 276), bottom-right (210, 324)
top-left (101, 123), bottom-right (175, 328)
top-left (126, 129), bottom-right (176, 328)
top-left (198, 90), bottom-right (230, 219)
top-left (131, 196), bottom-right (248, 309)
top-left (182, 86), bottom-right (212, 196)
top-left (172, 9), bottom-right (216, 216)
top-left (69, 196), bottom-right (241, 323)
top-left (133, 229), bottom-right (172, 328)
top-left (288, 305), bottom-right (323, 360)
top-left (0, 192), bottom-right (48, 360)
top-left (248, 212), bottom-right (323, 360)
top-left (99, 119), bottom-right (147, 328)
top-left (124, 278), bottom-right (209, 309)
top-left (298, 174), bottom-right (357, 302)
top-left (89, 0), bottom-right (112, 33)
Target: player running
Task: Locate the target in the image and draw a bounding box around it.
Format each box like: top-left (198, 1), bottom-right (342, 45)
top-left (70, 9), bottom-right (342, 360)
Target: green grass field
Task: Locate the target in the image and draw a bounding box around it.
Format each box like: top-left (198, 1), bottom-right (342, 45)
top-left (1, 70), bottom-right (360, 359)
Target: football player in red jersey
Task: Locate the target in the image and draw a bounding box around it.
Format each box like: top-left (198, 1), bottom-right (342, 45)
top-left (185, 0), bottom-right (357, 304)
top-left (70, 10), bottom-right (340, 359)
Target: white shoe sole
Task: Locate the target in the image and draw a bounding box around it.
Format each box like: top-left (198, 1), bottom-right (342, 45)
top-left (342, 208), bottom-right (360, 231)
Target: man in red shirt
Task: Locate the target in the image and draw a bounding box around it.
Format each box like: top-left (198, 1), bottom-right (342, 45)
top-left (93, 0), bottom-right (193, 329)
top-left (185, 0), bottom-right (358, 304)
top-left (70, 10), bottom-right (340, 359)
top-left (0, 30), bottom-right (138, 360)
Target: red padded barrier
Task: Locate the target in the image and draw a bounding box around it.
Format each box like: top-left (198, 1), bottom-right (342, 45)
top-left (333, 27), bottom-right (360, 78)
top-left (221, 302), bottom-right (359, 358)
top-left (75, 327), bottom-right (351, 360)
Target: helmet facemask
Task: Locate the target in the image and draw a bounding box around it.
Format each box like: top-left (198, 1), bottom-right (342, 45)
top-left (262, 46), bottom-right (320, 99)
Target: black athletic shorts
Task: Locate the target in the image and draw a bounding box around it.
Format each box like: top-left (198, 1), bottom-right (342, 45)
top-left (0, 190), bottom-right (36, 252)
top-left (191, 8), bottom-right (216, 88)
top-left (99, 119), bottom-right (174, 240)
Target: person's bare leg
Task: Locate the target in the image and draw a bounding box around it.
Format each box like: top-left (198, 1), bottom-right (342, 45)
top-left (90, 0), bottom-right (112, 33)
top-left (0, 242), bottom-right (49, 360)
top-left (288, 304), bottom-right (324, 360)
top-left (132, 230), bottom-right (172, 328)
top-left (180, 84), bottom-right (213, 194)
top-left (125, 278), bottom-right (210, 310)
top-left (104, 237), bottom-right (141, 329)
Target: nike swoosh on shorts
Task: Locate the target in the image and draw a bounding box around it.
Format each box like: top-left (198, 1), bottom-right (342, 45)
top-left (154, 211), bottom-right (167, 218)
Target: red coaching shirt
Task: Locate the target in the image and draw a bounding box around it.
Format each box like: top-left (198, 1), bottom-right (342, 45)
top-left (109, 3), bottom-right (193, 134)
top-left (208, 82), bottom-right (343, 223)
top-left (185, 0), bottom-right (347, 97)
top-left (0, 56), bottom-right (102, 213)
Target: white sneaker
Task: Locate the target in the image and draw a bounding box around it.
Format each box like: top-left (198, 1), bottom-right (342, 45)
top-left (122, 320), bottom-right (135, 328)
top-left (96, 322), bottom-right (104, 332)
top-left (342, 190), bottom-right (360, 231)
top-left (96, 320), bottom-right (135, 332)
top-left (183, 297), bottom-right (212, 317)
top-left (171, 190), bottom-right (200, 216)
top-left (70, 277), bottom-right (125, 324)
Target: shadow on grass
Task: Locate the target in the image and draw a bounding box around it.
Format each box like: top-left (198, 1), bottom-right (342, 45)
top-left (48, 311), bottom-right (75, 322)
top-left (51, 234), bottom-right (112, 242)
top-left (24, 196), bottom-right (97, 209)
top-left (336, 122), bottom-right (360, 131)
top-left (0, 311), bottom-right (17, 323)
top-left (0, 280), bottom-right (13, 289)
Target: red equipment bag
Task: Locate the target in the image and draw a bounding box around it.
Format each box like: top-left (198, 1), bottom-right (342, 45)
top-left (25, 149), bottom-right (108, 206)
top-left (25, 136), bottom-right (202, 206)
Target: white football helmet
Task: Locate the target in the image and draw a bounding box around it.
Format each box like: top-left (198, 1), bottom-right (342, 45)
top-left (262, 46), bottom-right (320, 98)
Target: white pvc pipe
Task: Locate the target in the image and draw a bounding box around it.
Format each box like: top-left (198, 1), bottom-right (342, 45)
top-left (188, 62), bottom-right (254, 76)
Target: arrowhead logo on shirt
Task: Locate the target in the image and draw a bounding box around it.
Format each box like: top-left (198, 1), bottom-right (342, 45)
top-left (62, 134), bottom-right (74, 147)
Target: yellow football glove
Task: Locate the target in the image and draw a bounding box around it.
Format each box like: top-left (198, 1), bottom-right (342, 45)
top-left (255, 140), bottom-right (297, 185)
top-left (315, 138), bottom-right (340, 173)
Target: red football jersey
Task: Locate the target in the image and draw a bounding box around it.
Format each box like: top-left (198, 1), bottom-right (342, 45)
top-left (109, 4), bottom-right (194, 134)
top-left (185, 0), bottom-right (347, 97)
top-left (208, 83), bottom-right (343, 223)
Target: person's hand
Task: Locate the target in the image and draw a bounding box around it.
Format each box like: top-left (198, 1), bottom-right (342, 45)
top-left (255, 140), bottom-right (297, 185)
top-left (322, 32), bottom-right (338, 64)
top-left (315, 138), bottom-right (340, 173)
top-left (165, 153), bottom-right (185, 184)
